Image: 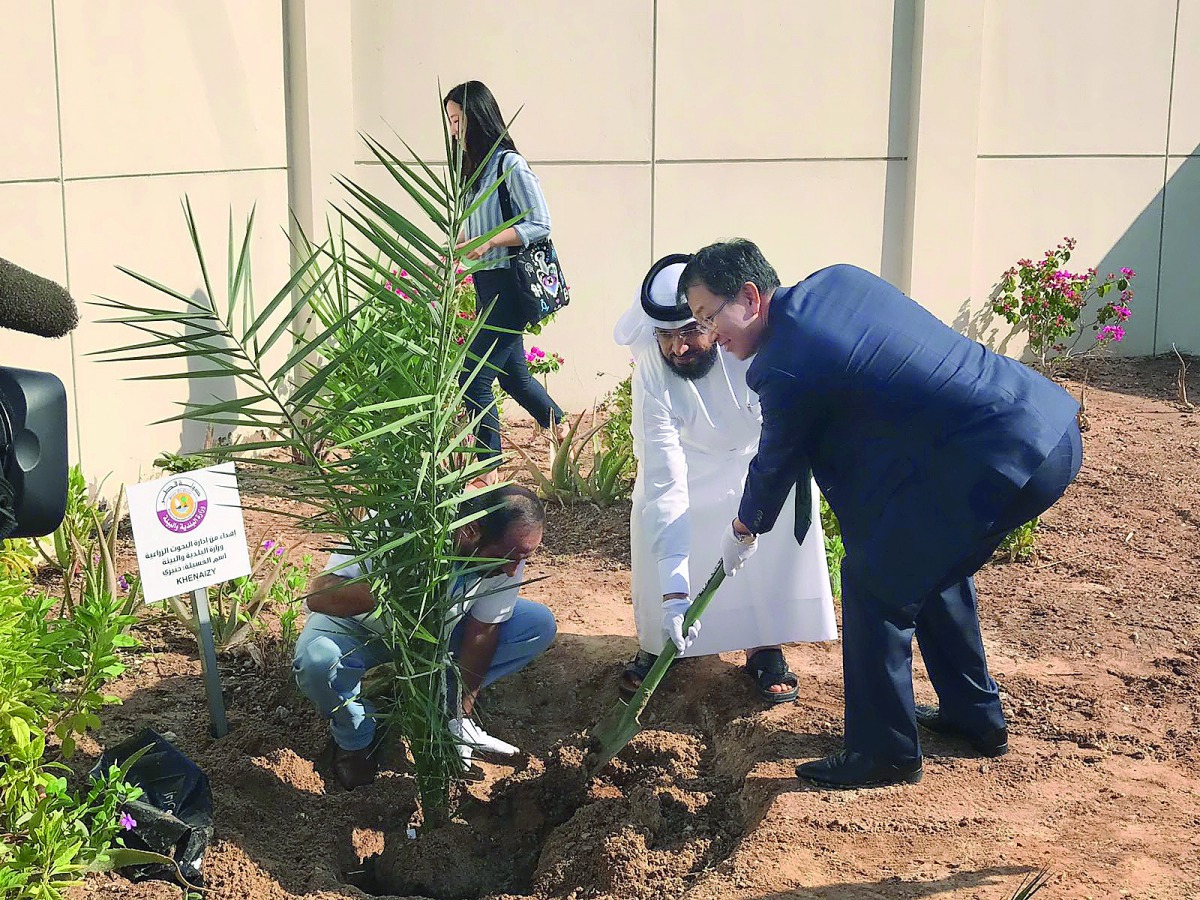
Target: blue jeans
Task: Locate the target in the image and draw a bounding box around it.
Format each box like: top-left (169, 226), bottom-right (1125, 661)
top-left (461, 268), bottom-right (564, 460)
top-left (292, 599), bottom-right (556, 751)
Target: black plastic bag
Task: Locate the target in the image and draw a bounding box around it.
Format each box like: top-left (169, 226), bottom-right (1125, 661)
top-left (91, 728), bottom-right (214, 887)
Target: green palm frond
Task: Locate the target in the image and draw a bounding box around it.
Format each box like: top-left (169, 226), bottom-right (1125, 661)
top-left (97, 109), bottom-right (519, 815)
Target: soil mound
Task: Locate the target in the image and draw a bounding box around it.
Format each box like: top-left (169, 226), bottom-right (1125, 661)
top-left (372, 729), bottom-right (740, 900)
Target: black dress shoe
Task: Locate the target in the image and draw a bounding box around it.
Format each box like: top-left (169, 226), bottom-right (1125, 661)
top-left (915, 704), bottom-right (1009, 757)
top-left (796, 750), bottom-right (923, 788)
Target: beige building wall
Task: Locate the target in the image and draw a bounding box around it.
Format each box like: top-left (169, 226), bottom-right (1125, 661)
top-left (1, 0), bottom-right (291, 489)
top-left (2, 0), bottom-right (1198, 488)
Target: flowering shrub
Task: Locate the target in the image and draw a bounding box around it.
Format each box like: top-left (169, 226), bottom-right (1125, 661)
top-left (387, 265), bottom-right (478, 346)
top-left (991, 237), bottom-right (1135, 369)
top-left (525, 345), bottom-right (564, 380)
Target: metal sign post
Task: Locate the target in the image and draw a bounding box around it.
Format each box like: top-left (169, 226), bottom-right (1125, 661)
top-left (128, 463), bottom-right (250, 742)
top-left (191, 586), bottom-right (229, 738)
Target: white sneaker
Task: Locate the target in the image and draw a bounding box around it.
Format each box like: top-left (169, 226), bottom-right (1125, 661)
top-left (448, 718), bottom-right (519, 769)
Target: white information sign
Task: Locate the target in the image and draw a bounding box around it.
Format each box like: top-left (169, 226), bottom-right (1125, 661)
top-left (126, 462), bottom-right (252, 603)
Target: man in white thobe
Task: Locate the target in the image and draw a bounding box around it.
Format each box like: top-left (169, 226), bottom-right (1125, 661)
top-left (612, 254), bottom-right (837, 700)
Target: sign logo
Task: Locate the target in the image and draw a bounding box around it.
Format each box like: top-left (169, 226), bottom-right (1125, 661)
top-left (155, 477), bottom-right (208, 533)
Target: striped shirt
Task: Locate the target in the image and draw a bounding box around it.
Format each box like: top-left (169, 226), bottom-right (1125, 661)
top-left (466, 150), bottom-right (552, 270)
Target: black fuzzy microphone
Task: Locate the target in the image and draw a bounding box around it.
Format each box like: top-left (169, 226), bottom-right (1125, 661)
top-left (0, 257), bottom-right (79, 338)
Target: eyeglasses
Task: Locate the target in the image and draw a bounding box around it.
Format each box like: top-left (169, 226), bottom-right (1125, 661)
top-left (653, 322), bottom-right (713, 346)
top-left (692, 292), bottom-right (738, 330)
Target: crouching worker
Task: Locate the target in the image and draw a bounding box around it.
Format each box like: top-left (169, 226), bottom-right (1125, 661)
top-left (292, 484), bottom-right (556, 789)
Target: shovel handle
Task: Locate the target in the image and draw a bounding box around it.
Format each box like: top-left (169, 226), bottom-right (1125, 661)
top-left (623, 561), bottom-right (726, 720)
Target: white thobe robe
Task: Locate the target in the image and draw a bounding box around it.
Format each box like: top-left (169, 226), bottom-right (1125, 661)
top-left (630, 345), bottom-right (838, 656)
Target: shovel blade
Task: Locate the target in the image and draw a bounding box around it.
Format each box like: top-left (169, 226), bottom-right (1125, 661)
top-left (584, 563), bottom-right (726, 777)
top-left (586, 697), bottom-right (643, 776)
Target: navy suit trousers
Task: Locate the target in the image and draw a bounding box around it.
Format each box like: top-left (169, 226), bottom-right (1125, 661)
top-left (840, 421), bottom-right (1083, 762)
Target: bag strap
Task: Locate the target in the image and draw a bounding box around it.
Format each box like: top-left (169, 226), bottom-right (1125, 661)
top-left (494, 150), bottom-right (519, 258)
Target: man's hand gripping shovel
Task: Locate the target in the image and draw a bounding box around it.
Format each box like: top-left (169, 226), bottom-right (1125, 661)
top-left (586, 562), bottom-right (725, 776)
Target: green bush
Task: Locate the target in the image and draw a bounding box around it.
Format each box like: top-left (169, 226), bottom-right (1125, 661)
top-left (997, 517), bottom-right (1040, 563)
top-left (0, 577), bottom-right (140, 899)
top-left (819, 495), bottom-right (844, 600)
top-left (601, 367), bottom-right (635, 483)
top-left (164, 539), bottom-right (309, 654)
top-left (510, 412), bottom-right (632, 506)
top-left (0, 539), bottom-right (39, 581)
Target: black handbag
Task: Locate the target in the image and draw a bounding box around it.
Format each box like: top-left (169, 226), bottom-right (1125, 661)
top-left (495, 151), bottom-right (570, 327)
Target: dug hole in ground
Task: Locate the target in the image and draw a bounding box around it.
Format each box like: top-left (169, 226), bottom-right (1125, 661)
top-left (70, 357), bottom-right (1200, 900)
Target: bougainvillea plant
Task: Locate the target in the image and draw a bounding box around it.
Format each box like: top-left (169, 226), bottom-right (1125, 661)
top-left (992, 237), bottom-right (1135, 370)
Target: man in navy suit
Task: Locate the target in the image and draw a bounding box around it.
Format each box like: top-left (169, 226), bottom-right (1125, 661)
top-left (679, 239), bottom-right (1083, 789)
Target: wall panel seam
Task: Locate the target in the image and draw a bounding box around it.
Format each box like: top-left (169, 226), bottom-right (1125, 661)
top-left (977, 154), bottom-right (1170, 161)
top-left (658, 157), bottom-right (907, 165)
top-left (48, 0), bottom-right (82, 464)
top-left (1153, 0), bottom-right (1182, 353)
top-left (354, 158), bottom-right (653, 167)
top-left (650, 0), bottom-right (658, 263)
top-left (64, 165), bottom-right (289, 184)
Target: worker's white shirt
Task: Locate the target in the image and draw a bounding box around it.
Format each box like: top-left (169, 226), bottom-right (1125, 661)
top-left (316, 550), bottom-right (522, 636)
top-left (630, 345), bottom-right (837, 655)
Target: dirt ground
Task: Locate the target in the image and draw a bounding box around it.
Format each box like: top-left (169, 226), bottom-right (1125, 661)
top-left (67, 356), bottom-right (1200, 900)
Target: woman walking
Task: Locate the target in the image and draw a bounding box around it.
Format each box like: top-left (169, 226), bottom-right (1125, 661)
top-left (445, 81), bottom-right (566, 473)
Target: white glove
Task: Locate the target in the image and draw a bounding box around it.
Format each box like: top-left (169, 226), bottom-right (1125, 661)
top-left (449, 717), bottom-right (519, 768)
top-left (662, 597), bottom-right (701, 654)
top-left (720, 524), bottom-right (758, 576)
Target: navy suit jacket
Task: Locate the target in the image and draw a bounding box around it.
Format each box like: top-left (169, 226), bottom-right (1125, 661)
top-left (739, 264), bottom-right (1079, 605)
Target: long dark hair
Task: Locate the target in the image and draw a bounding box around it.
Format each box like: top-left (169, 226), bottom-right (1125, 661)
top-left (443, 81), bottom-right (518, 183)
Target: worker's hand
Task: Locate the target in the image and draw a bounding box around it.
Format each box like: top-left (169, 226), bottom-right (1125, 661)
top-left (449, 717), bottom-right (519, 769)
top-left (661, 597), bottom-right (701, 654)
top-left (720, 523), bottom-right (758, 576)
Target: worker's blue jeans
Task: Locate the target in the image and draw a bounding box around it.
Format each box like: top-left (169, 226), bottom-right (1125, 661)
top-left (292, 600), bottom-right (556, 751)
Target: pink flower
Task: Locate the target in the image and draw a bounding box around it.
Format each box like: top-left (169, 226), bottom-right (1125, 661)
top-left (463, 275), bottom-right (474, 286)
top-left (1113, 305), bottom-right (1132, 321)
top-left (1120, 267), bottom-right (1136, 278)
top-left (455, 337), bottom-right (465, 345)
top-left (274, 546), bottom-right (284, 557)
top-left (262, 539), bottom-right (275, 551)
top-left (1097, 324), bottom-right (1126, 342)
top-left (119, 812), bottom-right (137, 831)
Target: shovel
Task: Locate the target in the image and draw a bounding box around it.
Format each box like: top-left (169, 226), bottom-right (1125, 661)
top-left (586, 561), bottom-right (726, 776)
